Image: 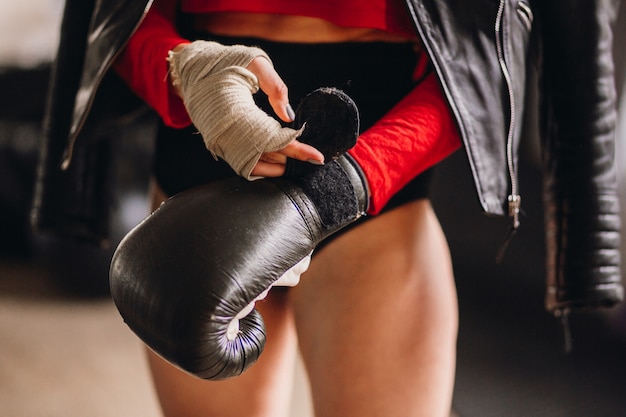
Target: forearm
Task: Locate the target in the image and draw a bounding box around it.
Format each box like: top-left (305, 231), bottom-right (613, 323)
top-left (350, 71), bottom-right (461, 215)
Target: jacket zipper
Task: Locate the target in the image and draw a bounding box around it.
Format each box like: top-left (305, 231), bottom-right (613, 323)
top-left (61, 0), bottom-right (155, 170)
top-left (495, 0), bottom-right (521, 230)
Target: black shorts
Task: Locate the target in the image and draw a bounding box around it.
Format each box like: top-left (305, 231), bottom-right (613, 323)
top-left (154, 34), bottom-right (434, 243)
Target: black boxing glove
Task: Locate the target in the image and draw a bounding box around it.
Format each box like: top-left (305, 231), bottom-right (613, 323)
top-left (109, 88), bottom-right (368, 380)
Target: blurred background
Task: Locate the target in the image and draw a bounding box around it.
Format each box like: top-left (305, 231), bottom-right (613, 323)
top-left (0, 1), bottom-right (625, 416)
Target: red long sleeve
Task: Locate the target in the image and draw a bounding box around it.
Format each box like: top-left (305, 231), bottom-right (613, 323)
top-left (114, 0), bottom-right (192, 127)
top-left (350, 72), bottom-right (462, 215)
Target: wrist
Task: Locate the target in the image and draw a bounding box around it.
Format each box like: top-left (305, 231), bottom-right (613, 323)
top-left (168, 42), bottom-right (191, 98)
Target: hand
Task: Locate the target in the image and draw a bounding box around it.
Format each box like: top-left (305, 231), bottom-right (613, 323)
top-left (246, 56), bottom-right (324, 177)
top-left (251, 140), bottom-right (325, 177)
top-left (168, 42), bottom-right (324, 178)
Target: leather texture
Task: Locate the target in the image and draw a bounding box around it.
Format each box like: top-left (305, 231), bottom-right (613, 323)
top-left (29, 0), bottom-right (102, 243)
top-left (536, 0), bottom-right (623, 311)
top-left (109, 88), bottom-right (366, 380)
top-left (30, 0), bottom-right (151, 245)
top-left (33, 0), bottom-right (623, 313)
top-left (408, 0), bottom-right (532, 215)
top-left (110, 157), bottom-right (366, 380)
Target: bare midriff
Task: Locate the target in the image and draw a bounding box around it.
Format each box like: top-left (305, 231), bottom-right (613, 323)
top-left (194, 12), bottom-right (419, 44)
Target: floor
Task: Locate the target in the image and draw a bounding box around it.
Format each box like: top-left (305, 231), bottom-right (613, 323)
top-left (0, 261), bottom-right (163, 417)
top-left (0, 259), bottom-right (315, 417)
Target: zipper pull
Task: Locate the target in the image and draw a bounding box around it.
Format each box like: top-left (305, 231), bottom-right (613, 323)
top-left (496, 193), bottom-right (522, 263)
top-left (508, 193), bottom-right (522, 229)
top-left (555, 307), bottom-right (574, 354)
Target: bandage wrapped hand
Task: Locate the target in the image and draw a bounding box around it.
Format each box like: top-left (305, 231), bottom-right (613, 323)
top-left (168, 40), bottom-right (305, 179)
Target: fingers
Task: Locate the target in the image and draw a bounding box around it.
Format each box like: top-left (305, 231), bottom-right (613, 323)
top-left (250, 160), bottom-right (286, 178)
top-left (280, 139), bottom-right (324, 164)
top-left (251, 139), bottom-right (325, 177)
top-left (246, 56), bottom-right (326, 177)
top-left (247, 56), bottom-right (295, 122)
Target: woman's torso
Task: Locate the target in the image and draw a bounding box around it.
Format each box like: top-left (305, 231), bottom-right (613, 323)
top-left (182, 0), bottom-right (418, 43)
top-left (192, 12), bottom-right (417, 44)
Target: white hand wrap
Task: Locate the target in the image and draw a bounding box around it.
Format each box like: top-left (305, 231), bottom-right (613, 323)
top-left (168, 40), bottom-right (303, 179)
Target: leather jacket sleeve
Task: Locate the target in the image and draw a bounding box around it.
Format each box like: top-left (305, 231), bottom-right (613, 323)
top-left (31, 0), bottom-right (151, 246)
top-left (535, 0), bottom-right (623, 313)
top-left (30, 0), bottom-right (111, 245)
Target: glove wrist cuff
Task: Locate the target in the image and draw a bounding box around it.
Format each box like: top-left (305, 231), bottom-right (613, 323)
top-left (338, 154), bottom-right (370, 215)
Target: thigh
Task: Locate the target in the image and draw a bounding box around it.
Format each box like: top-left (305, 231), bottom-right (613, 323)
top-left (291, 200), bottom-right (458, 417)
top-left (146, 290), bottom-right (298, 417)
top-left (145, 182), bottom-right (299, 417)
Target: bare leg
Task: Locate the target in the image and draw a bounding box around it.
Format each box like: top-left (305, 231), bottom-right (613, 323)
top-left (144, 182), bottom-right (456, 416)
top-left (146, 290), bottom-right (297, 417)
top-left (291, 200), bottom-right (458, 417)
top-left (145, 180), bottom-right (299, 417)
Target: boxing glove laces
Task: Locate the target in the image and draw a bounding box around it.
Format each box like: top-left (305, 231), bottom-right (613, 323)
top-left (109, 88), bottom-right (368, 380)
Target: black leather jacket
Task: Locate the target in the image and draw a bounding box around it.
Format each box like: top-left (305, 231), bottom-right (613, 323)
top-left (32, 0), bottom-right (623, 313)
